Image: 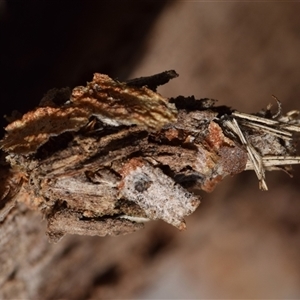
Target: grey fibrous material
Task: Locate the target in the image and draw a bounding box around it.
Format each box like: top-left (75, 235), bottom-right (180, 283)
top-left (1, 71), bottom-right (300, 242)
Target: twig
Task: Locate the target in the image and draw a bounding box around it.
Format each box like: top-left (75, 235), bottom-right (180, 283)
top-left (1, 70), bottom-right (300, 242)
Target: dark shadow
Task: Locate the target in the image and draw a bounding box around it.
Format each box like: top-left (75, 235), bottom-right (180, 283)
top-left (0, 0), bottom-right (170, 137)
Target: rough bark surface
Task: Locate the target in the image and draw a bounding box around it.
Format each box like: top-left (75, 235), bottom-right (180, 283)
top-left (1, 70), bottom-right (300, 299)
top-left (1, 2), bottom-right (300, 299)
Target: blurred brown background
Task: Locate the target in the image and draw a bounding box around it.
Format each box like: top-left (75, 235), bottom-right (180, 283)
top-left (1, 1), bottom-right (300, 299)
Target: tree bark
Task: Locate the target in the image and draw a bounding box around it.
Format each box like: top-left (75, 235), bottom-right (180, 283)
top-left (1, 71), bottom-right (300, 299)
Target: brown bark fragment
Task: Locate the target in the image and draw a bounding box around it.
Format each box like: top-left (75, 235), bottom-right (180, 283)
top-left (0, 164), bottom-right (22, 221)
top-left (47, 209), bottom-right (144, 243)
top-left (1, 73), bottom-right (177, 155)
top-left (219, 145), bottom-right (248, 175)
